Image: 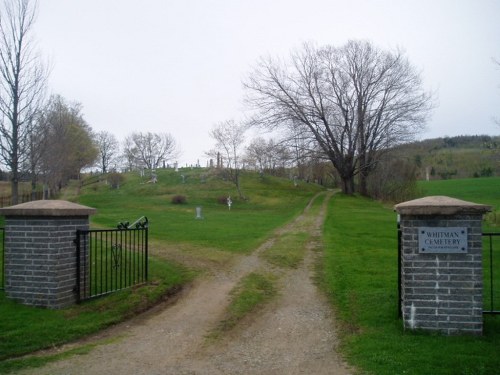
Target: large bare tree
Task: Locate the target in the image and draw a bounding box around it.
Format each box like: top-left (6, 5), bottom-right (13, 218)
top-left (244, 40), bottom-right (433, 195)
top-left (0, 0), bottom-right (48, 204)
top-left (123, 132), bottom-right (179, 171)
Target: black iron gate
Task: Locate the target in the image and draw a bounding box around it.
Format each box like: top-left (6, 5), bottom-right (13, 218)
top-left (75, 217), bottom-right (149, 302)
top-left (483, 232), bottom-right (500, 315)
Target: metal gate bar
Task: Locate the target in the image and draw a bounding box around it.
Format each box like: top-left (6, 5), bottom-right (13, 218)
top-left (483, 232), bottom-right (500, 315)
top-left (75, 217), bottom-right (148, 302)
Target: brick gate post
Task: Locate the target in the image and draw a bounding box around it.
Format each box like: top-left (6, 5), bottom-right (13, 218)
top-left (0, 200), bottom-right (96, 309)
top-left (395, 196), bottom-right (491, 335)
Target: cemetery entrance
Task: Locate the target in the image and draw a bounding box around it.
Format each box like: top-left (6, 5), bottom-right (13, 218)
top-left (75, 217), bottom-right (149, 302)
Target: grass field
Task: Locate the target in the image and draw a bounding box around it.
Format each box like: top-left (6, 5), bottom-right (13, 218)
top-left (1, 172), bottom-right (498, 374)
top-left (321, 177), bottom-right (500, 375)
top-left (0, 169), bottom-right (322, 372)
top-left (419, 177), bottom-right (500, 228)
top-left (77, 169), bottom-right (323, 253)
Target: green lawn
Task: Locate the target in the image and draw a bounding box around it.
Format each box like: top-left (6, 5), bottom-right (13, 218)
top-left (0, 169), bottom-right (323, 372)
top-left (419, 177), bottom-right (500, 228)
top-left (78, 169), bottom-right (323, 253)
top-left (5, 170), bottom-right (498, 374)
top-left (321, 192), bottom-right (500, 375)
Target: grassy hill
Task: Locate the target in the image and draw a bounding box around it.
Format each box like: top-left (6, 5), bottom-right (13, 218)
top-left (75, 168), bottom-right (324, 253)
top-left (392, 135), bottom-right (500, 180)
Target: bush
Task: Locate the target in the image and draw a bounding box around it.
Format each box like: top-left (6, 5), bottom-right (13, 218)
top-left (107, 173), bottom-right (124, 189)
top-left (217, 195), bottom-right (229, 205)
top-left (171, 195), bottom-right (187, 204)
top-left (367, 156), bottom-right (420, 202)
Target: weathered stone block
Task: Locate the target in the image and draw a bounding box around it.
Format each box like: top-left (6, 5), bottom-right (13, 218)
top-left (395, 196), bottom-right (491, 335)
top-left (0, 200), bottom-right (95, 309)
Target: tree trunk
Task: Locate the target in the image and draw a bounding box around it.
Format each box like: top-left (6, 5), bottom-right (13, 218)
top-left (11, 175), bottom-right (19, 205)
top-left (31, 172), bottom-right (37, 200)
top-left (358, 169), bottom-right (369, 197)
top-left (340, 175), bottom-right (355, 195)
top-left (11, 152), bottom-right (19, 205)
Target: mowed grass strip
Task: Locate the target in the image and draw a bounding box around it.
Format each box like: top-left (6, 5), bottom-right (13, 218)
top-left (0, 338), bottom-right (119, 374)
top-left (321, 193), bottom-right (500, 375)
top-left (260, 231), bottom-right (309, 268)
top-left (260, 191), bottom-right (327, 269)
top-left (209, 272), bottom-right (277, 339)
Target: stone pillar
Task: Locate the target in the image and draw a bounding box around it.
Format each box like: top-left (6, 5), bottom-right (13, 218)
top-left (395, 196), bottom-right (491, 335)
top-left (0, 200), bottom-right (96, 309)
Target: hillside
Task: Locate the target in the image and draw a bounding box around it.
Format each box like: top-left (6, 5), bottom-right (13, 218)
top-left (392, 135), bottom-right (500, 180)
top-left (75, 168), bottom-right (325, 253)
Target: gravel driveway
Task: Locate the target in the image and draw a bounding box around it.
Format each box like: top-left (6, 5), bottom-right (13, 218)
top-left (16, 191), bottom-right (352, 375)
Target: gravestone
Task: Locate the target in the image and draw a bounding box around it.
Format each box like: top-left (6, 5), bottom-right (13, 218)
top-left (195, 206), bottom-right (203, 219)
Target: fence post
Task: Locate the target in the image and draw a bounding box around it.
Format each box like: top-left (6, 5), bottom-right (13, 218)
top-left (0, 200), bottom-right (96, 309)
top-left (395, 196), bottom-right (491, 335)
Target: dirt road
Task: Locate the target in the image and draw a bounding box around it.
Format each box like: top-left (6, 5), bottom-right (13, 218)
top-left (16, 191), bottom-right (352, 375)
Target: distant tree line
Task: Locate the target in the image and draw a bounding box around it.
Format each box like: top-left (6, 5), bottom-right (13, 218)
top-left (391, 135), bottom-right (500, 182)
top-left (1, 0), bottom-right (495, 204)
top-left (0, 0), bottom-right (181, 203)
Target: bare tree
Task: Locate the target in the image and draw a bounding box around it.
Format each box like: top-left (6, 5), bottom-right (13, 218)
top-left (245, 137), bottom-right (268, 172)
top-left (95, 131), bottom-right (119, 173)
top-left (0, 0), bottom-right (48, 204)
top-left (123, 132), bottom-right (179, 171)
top-left (245, 40), bottom-right (433, 195)
top-left (209, 120), bottom-right (246, 199)
top-left (245, 137), bottom-right (292, 176)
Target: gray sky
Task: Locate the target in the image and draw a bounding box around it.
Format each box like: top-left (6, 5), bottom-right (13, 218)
top-left (34, 0), bottom-right (500, 165)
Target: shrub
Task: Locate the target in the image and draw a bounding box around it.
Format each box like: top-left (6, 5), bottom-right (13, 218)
top-left (107, 173), bottom-right (124, 189)
top-left (217, 195), bottom-right (229, 205)
top-left (367, 156), bottom-right (420, 202)
top-left (171, 195), bottom-right (187, 204)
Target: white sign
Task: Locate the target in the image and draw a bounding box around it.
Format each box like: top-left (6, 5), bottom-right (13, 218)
top-left (418, 227), bottom-right (467, 253)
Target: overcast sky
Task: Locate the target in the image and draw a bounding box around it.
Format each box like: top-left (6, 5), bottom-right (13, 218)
top-left (34, 0), bottom-right (500, 165)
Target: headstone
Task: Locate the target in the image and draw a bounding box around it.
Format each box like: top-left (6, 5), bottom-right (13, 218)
top-left (195, 206), bottom-right (203, 219)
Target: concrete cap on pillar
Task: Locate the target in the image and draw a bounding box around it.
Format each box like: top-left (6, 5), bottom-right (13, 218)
top-left (0, 200), bottom-right (97, 216)
top-left (394, 196), bottom-right (491, 216)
